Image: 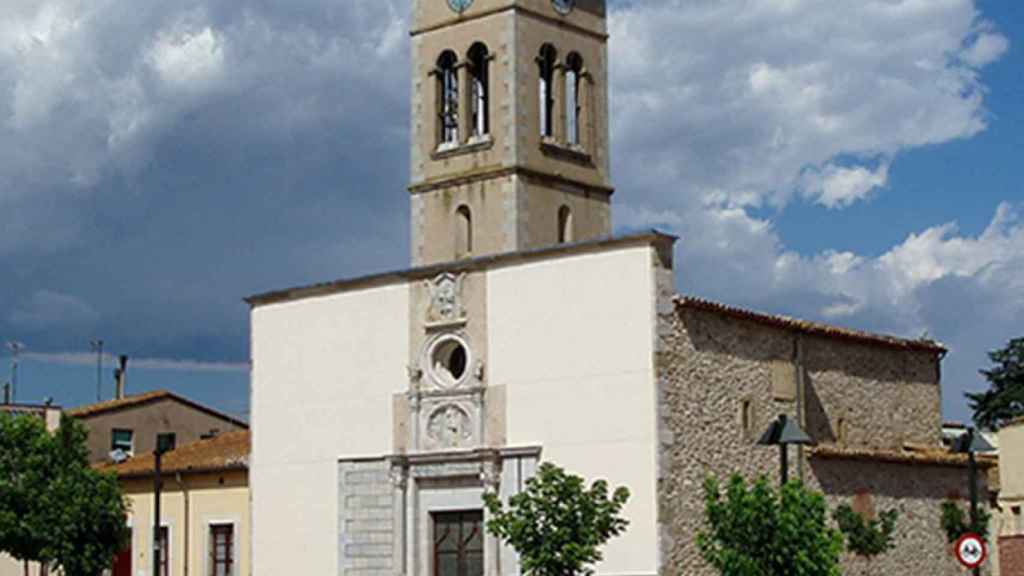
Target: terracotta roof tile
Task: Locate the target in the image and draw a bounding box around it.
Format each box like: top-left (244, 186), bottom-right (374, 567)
top-left (811, 444), bottom-right (997, 469)
top-left (99, 430), bottom-right (249, 478)
top-left (675, 295), bottom-right (946, 353)
top-left (66, 390), bottom-right (171, 418)
top-left (66, 390), bottom-right (248, 428)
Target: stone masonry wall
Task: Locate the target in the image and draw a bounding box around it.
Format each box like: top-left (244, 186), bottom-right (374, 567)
top-left (655, 304), bottom-right (980, 575)
top-left (1000, 535), bottom-right (1024, 576)
top-left (808, 458), bottom-right (983, 575)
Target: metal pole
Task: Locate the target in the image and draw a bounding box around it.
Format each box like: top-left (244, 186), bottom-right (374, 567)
top-left (967, 428), bottom-right (980, 576)
top-left (6, 342), bottom-right (22, 403)
top-left (154, 448), bottom-right (162, 576)
top-left (780, 443), bottom-right (788, 486)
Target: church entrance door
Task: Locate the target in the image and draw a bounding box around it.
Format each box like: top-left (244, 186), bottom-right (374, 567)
top-left (433, 510), bottom-right (484, 576)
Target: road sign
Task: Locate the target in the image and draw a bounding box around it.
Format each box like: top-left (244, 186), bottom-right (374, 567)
top-left (954, 533), bottom-right (987, 569)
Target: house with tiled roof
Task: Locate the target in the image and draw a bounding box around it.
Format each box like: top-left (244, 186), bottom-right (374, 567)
top-left (67, 390), bottom-right (247, 464)
top-left (101, 430), bottom-right (251, 576)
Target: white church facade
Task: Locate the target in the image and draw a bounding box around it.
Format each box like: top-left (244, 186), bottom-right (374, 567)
top-left (249, 2), bottom-right (986, 575)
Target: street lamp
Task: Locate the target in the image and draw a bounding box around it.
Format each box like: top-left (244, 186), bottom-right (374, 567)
top-left (5, 342), bottom-right (24, 403)
top-left (950, 427), bottom-right (995, 576)
top-left (153, 433), bottom-right (175, 576)
top-left (758, 414), bottom-right (814, 485)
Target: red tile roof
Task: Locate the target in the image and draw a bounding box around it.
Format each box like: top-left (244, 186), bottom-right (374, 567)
top-left (811, 444), bottom-right (997, 469)
top-left (99, 430), bottom-right (250, 478)
top-left (66, 390), bottom-right (248, 429)
top-left (675, 296), bottom-right (946, 353)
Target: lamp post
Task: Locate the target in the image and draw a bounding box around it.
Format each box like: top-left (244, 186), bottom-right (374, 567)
top-left (153, 433), bottom-right (174, 576)
top-left (758, 414), bottom-right (814, 485)
top-left (6, 342), bottom-right (23, 403)
top-left (951, 427), bottom-right (995, 576)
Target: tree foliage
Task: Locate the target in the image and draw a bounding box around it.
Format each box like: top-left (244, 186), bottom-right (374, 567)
top-left (482, 462), bottom-right (630, 576)
top-left (967, 337), bottom-right (1024, 430)
top-left (697, 475), bottom-right (843, 576)
top-left (940, 500), bottom-right (990, 543)
top-left (834, 505), bottom-right (897, 573)
top-left (0, 413), bottom-right (130, 576)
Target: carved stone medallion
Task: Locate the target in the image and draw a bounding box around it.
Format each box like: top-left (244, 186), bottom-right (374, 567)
top-left (427, 404), bottom-right (473, 448)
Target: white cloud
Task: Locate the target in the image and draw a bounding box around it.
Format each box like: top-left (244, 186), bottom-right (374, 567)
top-left (23, 351), bottom-right (249, 373)
top-left (800, 162), bottom-right (890, 209)
top-left (963, 32), bottom-right (1010, 67)
top-left (610, 0), bottom-right (1004, 211)
top-left (148, 25), bottom-right (225, 88)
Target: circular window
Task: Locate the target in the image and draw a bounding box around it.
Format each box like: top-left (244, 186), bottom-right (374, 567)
top-left (427, 335), bottom-right (472, 388)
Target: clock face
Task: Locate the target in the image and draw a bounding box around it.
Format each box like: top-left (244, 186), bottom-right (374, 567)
top-left (447, 0), bottom-right (473, 13)
top-left (552, 0), bottom-right (575, 15)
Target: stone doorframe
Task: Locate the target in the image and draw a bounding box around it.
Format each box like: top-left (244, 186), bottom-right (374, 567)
top-left (388, 447), bottom-right (540, 576)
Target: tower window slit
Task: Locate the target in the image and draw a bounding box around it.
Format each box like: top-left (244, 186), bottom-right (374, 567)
top-left (468, 43), bottom-right (490, 138)
top-left (558, 205), bottom-right (573, 244)
top-left (437, 51), bottom-right (460, 146)
top-left (538, 44), bottom-right (557, 138)
top-left (565, 52), bottom-right (583, 146)
top-left (456, 205), bottom-right (473, 258)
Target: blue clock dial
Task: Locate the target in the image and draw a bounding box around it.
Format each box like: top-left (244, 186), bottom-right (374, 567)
top-left (552, 0), bottom-right (575, 15)
top-left (448, 0), bottom-right (474, 13)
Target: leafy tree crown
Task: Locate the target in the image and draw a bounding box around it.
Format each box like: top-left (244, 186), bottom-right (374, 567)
top-left (697, 475), bottom-right (843, 576)
top-left (967, 337), bottom-right (1024, 430)
top-left (482, 462), bottom-right (630, 576)
top-left (833, 505), bottom-right (898, 560)
top-left (940, 500), bottom-right (990, 543)
top-left (0, 414), bottom-right (130, 576)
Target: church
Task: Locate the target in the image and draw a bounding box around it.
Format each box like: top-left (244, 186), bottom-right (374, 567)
top-left (247, 1), bottom-right (984, 575)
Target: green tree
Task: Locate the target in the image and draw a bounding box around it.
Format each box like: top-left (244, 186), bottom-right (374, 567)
top-left (940, 500), bottom-right (990, 543)
top-left (697, 475), bottom-right (843, 576)
top-left (0, 414), bottom-right (130, 576)
top-left (967, 337), bottom-right (1024, 430)
top-left (0, 413), bottom-right (53, 576)
top-left (833, 505), bottom-right (898, 575)
top-left (482, 462), bottom-right (630, 576)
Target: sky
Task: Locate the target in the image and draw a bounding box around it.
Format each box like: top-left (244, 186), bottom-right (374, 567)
top-left (0, 0), bottom-right (1020, 425)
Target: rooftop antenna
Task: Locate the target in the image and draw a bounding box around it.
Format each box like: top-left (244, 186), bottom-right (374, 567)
top-left (90, 339), bottom-right (104, 401)
top-left (5, 342), bottom-right (24, 404)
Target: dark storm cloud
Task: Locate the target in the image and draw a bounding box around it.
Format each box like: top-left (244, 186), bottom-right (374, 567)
top-left (1, 0), bottom-right (409, 361)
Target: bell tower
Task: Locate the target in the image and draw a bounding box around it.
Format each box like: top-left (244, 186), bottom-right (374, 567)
top-left (409, 0), bottom-right (612, 265)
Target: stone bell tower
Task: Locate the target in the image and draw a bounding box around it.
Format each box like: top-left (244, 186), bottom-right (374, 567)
top-left (409, 0), bottom-right (612, 265)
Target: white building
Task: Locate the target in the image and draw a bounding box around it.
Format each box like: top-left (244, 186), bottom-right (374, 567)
top-left (249, 2), bottom-right (975, 576)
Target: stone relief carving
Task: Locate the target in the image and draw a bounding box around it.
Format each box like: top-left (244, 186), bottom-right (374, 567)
top-left (427, 404), bottom-right (473, 448)
top-left (425, 272), bottom-right (466, 324)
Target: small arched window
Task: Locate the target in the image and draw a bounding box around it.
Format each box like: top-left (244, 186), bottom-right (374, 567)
top-left (537, 44), bottom-right (557, 138)
top-left (456, 205), bottom-right (473, 258)
top-left (558, 205), bottom-right (573, 244)
top-left (565, 52), bottom-right (584, 146)
top-left (468, 43), bottom-right (490, 138)
top-left (437, 51), bottom-right (460, 146)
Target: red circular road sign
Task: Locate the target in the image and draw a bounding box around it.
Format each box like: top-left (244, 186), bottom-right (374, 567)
top-left (954, 533), bottom-right (987, 569)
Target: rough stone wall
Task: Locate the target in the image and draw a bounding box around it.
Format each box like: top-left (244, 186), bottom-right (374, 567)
top-left (808, 458), bottom-right (987, 575)
top-left (656, 304), bottom-right (974, 575)
top-left (801, 333), bottom-right (941, 449)
top-left (1000, 535), bottom-right (1024, 576)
